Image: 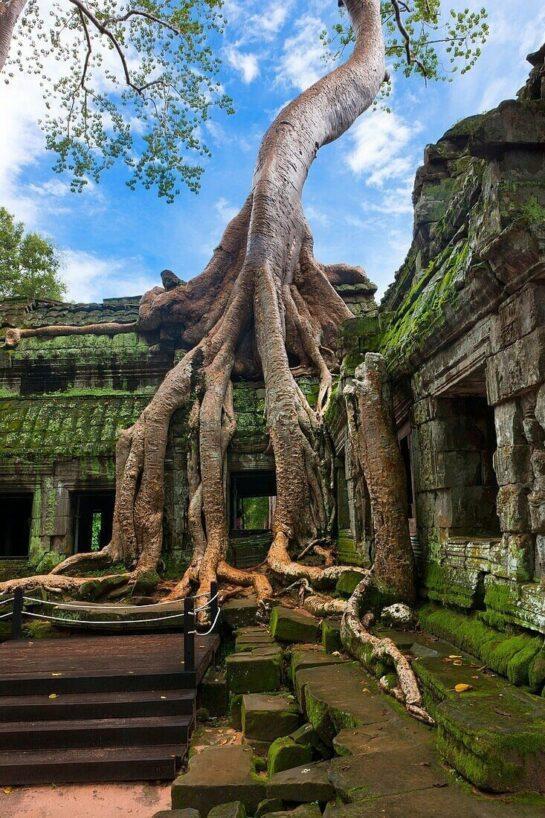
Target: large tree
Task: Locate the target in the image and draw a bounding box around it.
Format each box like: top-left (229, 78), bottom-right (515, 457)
top-left (0, 0), bottom-right (488, 719)
top-left (0, 207), bottom-right (65, 300)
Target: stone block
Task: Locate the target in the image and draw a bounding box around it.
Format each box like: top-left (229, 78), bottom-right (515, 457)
top-left (496, 484), bottom-right (529, 532)
top-left (200, 669), bottom-right (229, 718)
top-left (486, 326), bottom-right (545, 405)
top-left (505, 533), bottom-right (535, 582)
top-left (335, 571), bottom-right (364, 597)
top-left (207, 802), bottom-right (246, 818)
top-left (153, 811), bottom-right (201, 818)
top-left (222, 597), bottom-right (259, 630)
top-left (536, 535), bottom-right (545, 578)
top-left (171, 747), bottom-right (265, 815)
top-left (241, 693), bottom-right (300, 742)
top-left (265, 761), bottom-right (335, 803)
top-left (269, 607), bottom-right (320, 644)
top-left (265, 807), bottom-right (321, 818)
top-left (321, 618), bottom-right (342, 654)
top-left (266, 736), bottom-right (313, 776)
top-left (493, 444), bottom-right (531, 485)
top-left (254, 799), bottom-right (283, 818)
top-left (226, 646), bottom-right (282, 694)
top-left (235, 627), bottom-right (275, 653)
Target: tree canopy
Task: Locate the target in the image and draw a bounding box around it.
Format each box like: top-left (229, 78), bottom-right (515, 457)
top-left (0, 207), bottom-right (66, 300)
top-left (0, 0), bottom-right (488, 202)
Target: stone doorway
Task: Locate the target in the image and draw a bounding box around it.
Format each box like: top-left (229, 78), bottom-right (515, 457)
top-left (228, 471), bottom-right (276, 568)
top-left (71, 491), bottom-right (115, 554)
top-left (0, 493), bottom-right (32, 558)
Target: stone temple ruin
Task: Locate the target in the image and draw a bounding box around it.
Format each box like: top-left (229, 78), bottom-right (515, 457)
top-left (0, 43), bottom-right (544, 809)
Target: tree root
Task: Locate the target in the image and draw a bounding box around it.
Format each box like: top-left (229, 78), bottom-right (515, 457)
top-left (341, 574), bottom-right (434, 725)
top-left (0, 571), bottom-right (134, 597)
top-left (4, 322), bottom-right (138, 348)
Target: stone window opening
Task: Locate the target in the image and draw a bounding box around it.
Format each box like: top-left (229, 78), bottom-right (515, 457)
top-left (72, 491), bottom-right (115, 554)
top-left (0, 493), bottom-right (33, 559)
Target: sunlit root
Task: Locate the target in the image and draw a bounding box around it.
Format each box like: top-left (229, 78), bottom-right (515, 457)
top-left (341, 575), bottom-right (434, 725)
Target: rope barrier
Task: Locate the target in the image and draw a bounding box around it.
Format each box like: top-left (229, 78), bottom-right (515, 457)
top-left (22, 593), bottom-right (215, 611)
top-left (0, 612), bottom-right (13, 620)
top-left (193, 592), bottom-right (219, 613)
top-left (189, 608), bottom-right (221, 637)
top-left (21, 610), bottom-right (189, 625)
top-left (0, 597), bottom-right (14, 606)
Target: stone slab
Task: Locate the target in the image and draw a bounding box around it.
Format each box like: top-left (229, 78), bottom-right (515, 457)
top-left (226, 645), bottom-right (282, 694)
top-left (295, 662), bottom-right (399, 744)
top-left (327, 747), bottom-right (445, 802)
top-left (322, 787), bottom-right (545, 817)
top-left (222, 597), bottom-right (260, 630)
top-left (270, 607), bottom-right (320, 644)
top-left (207, 802), bottom-right (246, 818)
top-left (171, 746), bottom-right (265, 814)
top-left (242, 693), bottom-right (301, 742)
top-left (266, 761), bottom-right (335, 803)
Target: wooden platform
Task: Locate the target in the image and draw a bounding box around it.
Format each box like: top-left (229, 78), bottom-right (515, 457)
top-left (0, 632), bottom-right (219, 785)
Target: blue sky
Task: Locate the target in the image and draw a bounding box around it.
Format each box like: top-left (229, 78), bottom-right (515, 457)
top-left (1, 0), bottom-right (544, 303)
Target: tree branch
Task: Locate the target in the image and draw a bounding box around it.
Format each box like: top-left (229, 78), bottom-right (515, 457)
top-left (389, 0), bottom-right (429, 77)
top-left (68, 0), bottom-right (166, 95)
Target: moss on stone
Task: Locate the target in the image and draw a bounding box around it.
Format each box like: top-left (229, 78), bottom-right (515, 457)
top-left (419, 604), bottom-right (541, 687)
top-left (322, 619), bottom-right (342, 654)
top-left (269, 607), bottom-right (320, 644)
top-left (423, 562), bottom-right (481, 609)
top-left (266, 736), bottom-right (313, 777)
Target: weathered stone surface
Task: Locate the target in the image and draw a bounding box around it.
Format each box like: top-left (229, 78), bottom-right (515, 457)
top-left (328, 746), bottom-right (446, 802)
top-left (267, 735), bottom-right (313, 776)
top-left (254, 799), bottom-right (283, 818)
top-left (207, 802), bottom-right (246, 818)
top-left (497, 484), bottom-right (529, 533)
top-left (334, 571), bottom-right (363, 597)
top-left (266, 761), bottom-right (335, 803)
top-left (200, 668), bottom-right (229, 717)
top-left (226, 645), bottom-right (282, 694)
top-left (380, 603), bottom-right (415, 628)
top-left (322, 787), bottom-right (544, 817)
top-left (265, 806), bottom-right (321, 818)
top-left (236, 627), bottom-right (275, 653)
top-left (153, 811), bottom-right (201, 818)
top-left (242, 693), bottom-right (300, 742)
top-left (295, 663), bottom-right (397, 745)
top-left (321, 618), bottom-right (342, 654)
top-left (222, 597), bottom-right (259, 630)
top-left (290, 645), bottom-right (346, 686)
top-left (171, 747), bottom-right (264, 814)
top-left (269, 607), bottom-right (320, 644)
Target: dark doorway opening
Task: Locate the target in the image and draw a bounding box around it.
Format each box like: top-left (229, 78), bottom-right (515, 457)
top-left (0, 494), bottom-right (32, 558)
top-left (72, 491), bottom-right (115, 553)
top-left (230, 471), bottom-right (276, 532)
top-left (229, 471), bottom-right (276, 568)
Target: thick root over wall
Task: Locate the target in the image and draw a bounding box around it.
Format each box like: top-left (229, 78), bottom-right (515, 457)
top-left (0, 0), bottom-right (430, 723)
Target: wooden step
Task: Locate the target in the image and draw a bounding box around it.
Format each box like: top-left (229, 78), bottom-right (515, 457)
top-left (0, 689), bottom-right (196, 721)
top-left (0, 668), bottom-right (197, 696)
top-left (0, 744), bottom-right (185, 785)
top-left (0, 714), bottom-right (193, 751)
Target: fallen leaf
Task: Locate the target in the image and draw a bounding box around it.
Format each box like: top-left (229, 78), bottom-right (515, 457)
top-left (49, 693), bottom-right (58, 699)
top-left (453, 660), bottom-right (463, 666)
top-left (449, 655), bottom-right (462, 659)
top-left (51, 672), bottom-right (62, 677)
top-left (454, 684), bottom-right (473, 693)
top-left (2, 787), bottom-right (12, 795)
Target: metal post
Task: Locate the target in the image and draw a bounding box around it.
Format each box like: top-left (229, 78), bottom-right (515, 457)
top-left (11, 587), bottom-right (23, 640)
top-left (183, 596), bottom-right (195, 672)
top-left (210, 581), bottom-right (219, 633)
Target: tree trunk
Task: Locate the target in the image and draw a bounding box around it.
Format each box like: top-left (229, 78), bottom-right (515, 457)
top-left (0, 0), bottom-right (27, 73)
top-left (346, 353), bottom-right (415, 603)
top-left (0, 0), bottom-right (388, 606)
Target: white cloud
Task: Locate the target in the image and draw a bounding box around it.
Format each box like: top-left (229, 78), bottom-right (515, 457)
top-left (61, 249), bottom-right (154, 303)
top-left (346, 109), bottom-right (421, 188)
top-left (226, 47), bottom-right (260, 83)
top-left (214, 197), bottom-right (239, 224)
top-left (277, 15), bottom-right (327, 91)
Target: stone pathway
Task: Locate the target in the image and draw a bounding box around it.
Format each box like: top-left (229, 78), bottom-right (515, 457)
top-left (163, 611), bottom-right (545, 817)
